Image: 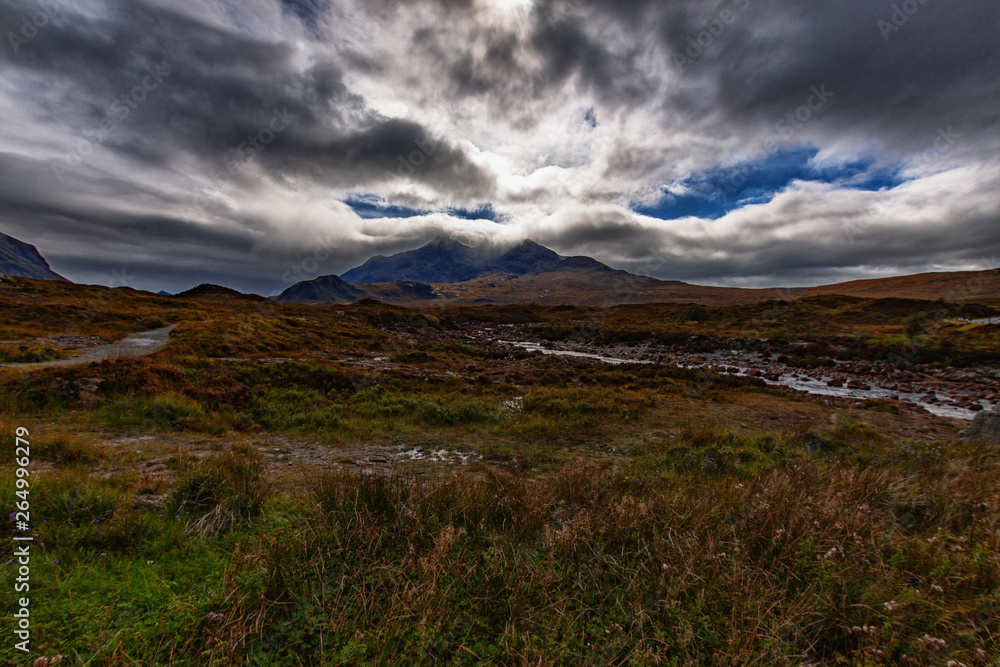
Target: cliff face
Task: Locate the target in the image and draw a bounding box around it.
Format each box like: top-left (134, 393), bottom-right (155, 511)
top-left (0, 232), bottom-right (68, 281)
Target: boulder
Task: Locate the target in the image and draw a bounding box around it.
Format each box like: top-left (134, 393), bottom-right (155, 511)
top-left (960, 405), bottom-right (1000, 444)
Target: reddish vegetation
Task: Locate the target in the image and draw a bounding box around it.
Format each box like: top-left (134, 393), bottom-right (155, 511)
top-left (370, 267), bottom-right (1000, 308)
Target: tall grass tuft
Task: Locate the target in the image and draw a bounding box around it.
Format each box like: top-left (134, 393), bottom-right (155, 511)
top-left (169, 442), bottom-right (269, 536)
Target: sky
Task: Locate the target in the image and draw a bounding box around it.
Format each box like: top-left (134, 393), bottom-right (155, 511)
top-left (0, 0), bottom-right (998, 295)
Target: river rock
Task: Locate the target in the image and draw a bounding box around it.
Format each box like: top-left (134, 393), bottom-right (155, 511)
top-left (960, 405), bottom-right (1000, 443)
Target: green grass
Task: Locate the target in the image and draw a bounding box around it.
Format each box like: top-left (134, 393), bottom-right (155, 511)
top-left (2, 432), bottom-right (998, 665)
top-left (2, 279), bottom-right (999, 664)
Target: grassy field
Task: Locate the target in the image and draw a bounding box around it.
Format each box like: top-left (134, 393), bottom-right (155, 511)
top-left (1, 277), bottom-right (998, 665)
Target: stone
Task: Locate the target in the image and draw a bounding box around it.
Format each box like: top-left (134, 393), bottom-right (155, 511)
top-left (33, 656), bottom-right (64, 667)
top-left (960, 405), bottom-right (1000, 443)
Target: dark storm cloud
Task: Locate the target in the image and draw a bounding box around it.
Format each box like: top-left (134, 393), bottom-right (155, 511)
top-left (596, 0), bottom-right (998, 155)
top-left (0, 0), bottom-right (998, 292)
top-left (423, 3), bottom-right (654, 122)
top-left (543, 200), bottom-right (1000, 288)
top-left (414, 0), bottom-right (1000, 157)
top-left (1, 0), bottom-right (494, 192)
top-left (527, 14), bottom-right (652, 107)
top-left (270, 118), bottom-right (495, 195)
top-left (681, 0), bottom-right (1000, 155)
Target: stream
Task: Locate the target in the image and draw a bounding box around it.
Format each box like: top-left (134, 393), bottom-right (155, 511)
top-left (503, 340), bottom-right (994, 421)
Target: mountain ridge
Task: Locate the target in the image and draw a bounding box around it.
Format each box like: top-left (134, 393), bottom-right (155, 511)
top-left (279, 236), bottom-right (1000, 307)
top-left (0, 232), bottom-right (68, 282)
top-left (339, 237), bottom-right (613, 285)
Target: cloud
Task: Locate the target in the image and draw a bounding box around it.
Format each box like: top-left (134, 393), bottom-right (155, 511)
top-left (0, 0), bottom-right (997, 293)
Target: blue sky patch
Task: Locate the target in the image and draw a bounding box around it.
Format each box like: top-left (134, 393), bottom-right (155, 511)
top-left (446, 203), bottom-right (503, 222)
top-left (278, 0), bottom-right (323, 25)
top-left (634, 147), bottom-right (907, 221)
top-left (344, 194), bottom-right (428, 219)
top-left (345, 195), bottom-right (503, 222)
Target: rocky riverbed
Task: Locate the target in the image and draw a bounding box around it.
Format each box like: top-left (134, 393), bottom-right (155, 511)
top-left (488, 332), bottom-right (998, 421)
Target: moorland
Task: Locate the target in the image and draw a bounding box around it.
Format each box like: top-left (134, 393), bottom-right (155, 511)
top-left (1, 275), bottom-right (999, 665)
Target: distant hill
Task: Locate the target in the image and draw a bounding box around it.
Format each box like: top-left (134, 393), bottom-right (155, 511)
top-left (275, 275), bottom-right (362, 304)
top-left (175, 284), bottom-right (266, 301)
top-left (0, 232), bottom-right (67, 281)
top-left (429, 267), bottom-right (794, 307)
top-left (281, 238), bottom-right (793, 307)
top-left (800, 269), bottom-right (1000, 305)
top-left (281, 237), bottom-right (1000, 308)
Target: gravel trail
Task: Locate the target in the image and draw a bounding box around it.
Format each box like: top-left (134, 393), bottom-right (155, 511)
top-left (2, 324), bottom-right (177, 369)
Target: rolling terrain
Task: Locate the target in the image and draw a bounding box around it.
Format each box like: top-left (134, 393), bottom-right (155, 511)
top-left (3, 229), bottom-right (997, 308)
top-left (281, 236), bottom-right (1000, 307)
top-left (1, 275), bottom-right (998, 664)
top-left (800, 268), bottom-right (1000, 305)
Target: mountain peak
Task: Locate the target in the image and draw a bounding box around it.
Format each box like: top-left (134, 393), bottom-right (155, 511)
top-left (0, 232), bottom-right (68, 282)
top-left (427, 235), bottom-right (467, 248)
top-left (487, 239), bottom-right (561, 276)
top-left (342, 236), bottom-right (480, 284)
top-left (339, 237), bottom-right (602, 285)
top-left (275, 274), bottom-right (361, 304)
top-left (176, 284), bottom-right (266, 301)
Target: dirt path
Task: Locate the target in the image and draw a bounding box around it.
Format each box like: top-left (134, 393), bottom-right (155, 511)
top-left (2, 324), bottom-right (177, 369)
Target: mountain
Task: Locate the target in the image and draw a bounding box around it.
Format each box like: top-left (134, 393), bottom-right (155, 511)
top-left (484, 240), bottom-right (561, 275)
top-left (176, 284), bottom-right (266, 301)
top-left (275, 275), bottom-right (363, 304)
top-left (341, 236), bottom-right (484, 284)
top-left (0, 232), bottom-right (67, 281)
top-left (279, 237), bottom-right (1000, 308)
top-left (340, 237), bottom-right (582, 284)
top-left (551, 256), bottom-right (616, 273)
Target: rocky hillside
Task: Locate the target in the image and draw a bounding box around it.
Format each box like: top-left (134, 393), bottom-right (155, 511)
top-left (0, 232), bottom-right (67, 281)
